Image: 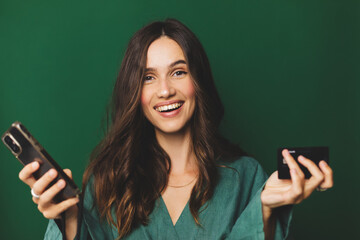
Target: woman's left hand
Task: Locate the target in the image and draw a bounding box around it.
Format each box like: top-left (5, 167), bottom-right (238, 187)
top-left (261, 149), bottom-right (334, 210)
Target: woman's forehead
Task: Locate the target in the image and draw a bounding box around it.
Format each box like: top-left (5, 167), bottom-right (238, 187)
top-left (146, 37), bottom-right (187, 69)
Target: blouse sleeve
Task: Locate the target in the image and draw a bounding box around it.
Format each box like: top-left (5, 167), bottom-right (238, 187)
top-left (43, 202), bottom-right (92, 240)
top-left (43, 177), bottom-right (99, 240)
top-left (226, 158), bottom-right (293, 240)
top-left (44, 219), bottom-right (64, 240)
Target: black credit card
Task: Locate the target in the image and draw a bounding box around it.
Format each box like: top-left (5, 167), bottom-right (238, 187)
top-left (277, 146), bottom-right (329, 179)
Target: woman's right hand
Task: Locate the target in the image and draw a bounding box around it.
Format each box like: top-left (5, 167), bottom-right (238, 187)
top-left (19, 161), bottom-right (79, 238)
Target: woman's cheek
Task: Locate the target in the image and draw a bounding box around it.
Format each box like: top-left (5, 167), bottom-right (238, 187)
top-left (140, 90), bottom-right (151, 118)
top-left (186, 80), bottom-right (196, 98)
top-left (141, 94), bottom-right (147, 106)
top-left (140, 87), bottom-right (151, 106)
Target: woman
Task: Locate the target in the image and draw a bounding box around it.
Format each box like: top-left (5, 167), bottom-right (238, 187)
top-left (19, 19), bottom-right (333, 240)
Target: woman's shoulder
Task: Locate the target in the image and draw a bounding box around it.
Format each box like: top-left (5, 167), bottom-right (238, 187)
top-left (82, 175), bottom-right (96, 208)
top-left (217, 155), bottom-right (263, 173)
top-left (216, 155), bottom-right (268, 185)
top-left (210, 155), bottom-right (268, 211)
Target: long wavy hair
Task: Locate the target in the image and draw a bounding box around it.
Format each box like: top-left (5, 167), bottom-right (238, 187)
top-left (83, 18), bottom-right (246, 238)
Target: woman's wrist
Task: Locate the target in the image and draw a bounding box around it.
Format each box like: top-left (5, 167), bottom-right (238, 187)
top-left (262, 204), bottom-right (273, 221)
top-left (65, 205), bottom-right (79, 240)
top-left (262, 203), bottom-right (276, 240)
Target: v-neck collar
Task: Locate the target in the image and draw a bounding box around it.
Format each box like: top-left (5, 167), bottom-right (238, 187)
top-left (159, 195), bottom-right (190, 228)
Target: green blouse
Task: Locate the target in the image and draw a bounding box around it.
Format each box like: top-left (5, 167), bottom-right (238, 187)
top-left (44, 156), bottom-right (292, 239)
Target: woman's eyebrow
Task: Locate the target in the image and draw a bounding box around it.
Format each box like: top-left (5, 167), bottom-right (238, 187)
top-left (169, 59), bottom-right (186, 68)
top-left (145, 60), bottom-right (187, 72)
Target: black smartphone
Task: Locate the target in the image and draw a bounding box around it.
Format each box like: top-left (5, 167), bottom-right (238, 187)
top-left (277, 146), bottom-right (329, 179)
top-left (1, 121), bottom-right (80, 202)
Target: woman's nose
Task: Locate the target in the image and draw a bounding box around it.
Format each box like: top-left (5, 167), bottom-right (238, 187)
top-left (157, 79), bottom-right (175, 98)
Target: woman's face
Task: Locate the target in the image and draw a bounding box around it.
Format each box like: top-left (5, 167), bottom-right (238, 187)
top-left (141, 37), bottom-right (196, 134)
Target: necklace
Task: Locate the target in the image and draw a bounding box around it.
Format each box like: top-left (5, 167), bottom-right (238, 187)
top-left (167, 175), bottom-right (198, 188)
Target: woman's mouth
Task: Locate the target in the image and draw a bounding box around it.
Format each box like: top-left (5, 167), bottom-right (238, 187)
top-left (154, 102), bottom-right (184, 112)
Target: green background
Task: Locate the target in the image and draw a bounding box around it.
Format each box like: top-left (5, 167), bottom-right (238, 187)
top-left (0, 0), bottom-right (358, 239)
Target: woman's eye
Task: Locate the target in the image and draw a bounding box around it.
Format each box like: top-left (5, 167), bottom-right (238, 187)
top-left (144, 76), bottom-right (154, 82)
top-left (173, 71), bottom-right (187, 77)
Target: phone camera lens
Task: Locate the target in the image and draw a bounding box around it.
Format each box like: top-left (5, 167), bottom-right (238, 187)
top-left (4, 135), bottom-right (21, 154)
top-left (11, 144), bottom-right (20, 153)
top-left (4, 136), bottom-right (12, 145)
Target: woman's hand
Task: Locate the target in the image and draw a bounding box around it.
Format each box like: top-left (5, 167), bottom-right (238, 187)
top-left (261, 149), bottom-right (333, 209)
top-left (18, 160), bottom-right (79, 239)
top-left (260, 149), bottom-right (333, 240)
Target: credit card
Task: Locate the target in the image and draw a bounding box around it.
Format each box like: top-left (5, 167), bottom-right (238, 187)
top-left (277, 146), bottom-right (329, 179)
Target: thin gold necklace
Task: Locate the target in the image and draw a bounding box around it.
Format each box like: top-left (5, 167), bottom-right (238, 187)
top-left (167, 175), bottom-right (198, 188)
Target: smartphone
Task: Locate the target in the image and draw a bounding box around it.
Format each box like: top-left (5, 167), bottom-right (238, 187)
top-left (1, 121), bottom-right (80, 202)
top-left (277, 146), bottom-right (329, 179)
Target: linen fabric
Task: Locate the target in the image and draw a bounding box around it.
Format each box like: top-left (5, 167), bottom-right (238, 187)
top-left (44, 156), bottom-right (292, 240)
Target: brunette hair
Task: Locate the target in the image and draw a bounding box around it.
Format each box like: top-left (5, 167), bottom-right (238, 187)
top-left (83, 18), bottom-right (245, 238)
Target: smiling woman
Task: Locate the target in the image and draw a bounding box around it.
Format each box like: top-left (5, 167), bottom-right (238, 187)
top-left (141, 37), bottom-right (196, 134)
top-left (17, 18), bottom-right (333, 240)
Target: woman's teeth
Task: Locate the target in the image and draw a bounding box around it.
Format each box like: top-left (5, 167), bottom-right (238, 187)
top-left (155, 103), bottom-right (183, 112)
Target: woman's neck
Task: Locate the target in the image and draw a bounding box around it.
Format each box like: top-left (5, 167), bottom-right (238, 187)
top-left (155, 126), bottom-right (197, 175)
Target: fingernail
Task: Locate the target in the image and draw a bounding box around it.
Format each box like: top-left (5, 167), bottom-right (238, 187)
top-left (283, 149), bottom-right (289, 156)
top-left (32, 162), bottom-right (39, 169)
top-left (57, 180), bottom-right (65, 188)
top-left (320, 161), bottom-right (328, 167)
top-left (298, 155), bottom-right (304, 161)
top-left (49, 169), bottom-right (56, 177)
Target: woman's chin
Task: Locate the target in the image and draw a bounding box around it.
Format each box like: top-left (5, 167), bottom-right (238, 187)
top-left (154, 122), bottom-right (190, 135)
